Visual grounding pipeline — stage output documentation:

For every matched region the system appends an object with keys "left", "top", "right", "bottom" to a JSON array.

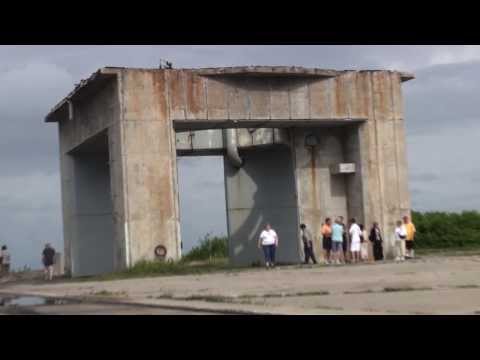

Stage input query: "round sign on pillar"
[{"left": 154, "top": 245, "right": 167, "bottom": 261}]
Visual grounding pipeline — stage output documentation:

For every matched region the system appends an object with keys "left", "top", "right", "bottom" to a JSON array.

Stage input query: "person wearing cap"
[{"left": 42, "top": 243, "right": 56, "bottom": 281}]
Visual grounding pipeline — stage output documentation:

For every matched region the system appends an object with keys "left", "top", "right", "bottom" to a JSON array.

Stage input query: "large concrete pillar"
[
  {"left": 116, "top": 69, "right": 181, "bottom": 266},
  {"left": 363, "top": 72, "right": 411, "bottom": 257}
]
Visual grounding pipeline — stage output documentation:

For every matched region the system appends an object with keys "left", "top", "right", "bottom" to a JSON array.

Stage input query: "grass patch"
[
  {"left": 182, "top": 234, "right": 228, "bottom": 262},
  {"left": 72, "top": 257, "right": 246, "bottom": 282},
  {"left": 383, "top": 286, "right": 432, "bottom": 293},
  {"left": 91, "top": 290, "right": 127, "bottom": 297},
  {"left": 315, "top": 305, "right": 343, "bottom": 311},
  {"left": 344, "top": 289, "right": 375, "bottom": 295},
  {"left": 156, "top": 294, "right": 235, "bottom": 303},
  {"left": 455, "top": 284, "right": 480, "bottom": 289},
  {"left": 417, "top": 246, "right": 480, "bottom": 257}
]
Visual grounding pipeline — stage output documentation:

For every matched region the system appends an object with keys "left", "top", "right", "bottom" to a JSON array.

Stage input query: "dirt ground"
[{"left": 2, "top": 255, "right": 480, "bottom": 314}]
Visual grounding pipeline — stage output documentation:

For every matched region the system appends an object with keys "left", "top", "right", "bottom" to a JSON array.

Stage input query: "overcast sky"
[{"left": 0, "top": 45, "right": 479, "bottom": 269}]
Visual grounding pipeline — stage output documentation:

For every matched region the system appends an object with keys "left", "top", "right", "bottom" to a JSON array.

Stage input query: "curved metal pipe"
[{"left": 224, "top": 128, "right": 243, "bottom": 168}]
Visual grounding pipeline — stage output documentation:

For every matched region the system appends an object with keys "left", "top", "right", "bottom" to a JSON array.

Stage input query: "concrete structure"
[{"left": 46, "top": 66, "right": 414, "bottom": 276}]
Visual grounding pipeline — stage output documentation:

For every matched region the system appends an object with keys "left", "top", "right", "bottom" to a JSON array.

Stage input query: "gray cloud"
[{"left": 1, "top": 45, "right": 479, "bottom": 268}]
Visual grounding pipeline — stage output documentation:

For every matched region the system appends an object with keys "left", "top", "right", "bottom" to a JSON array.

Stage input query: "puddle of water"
[{"left": 0, "top": 296, "right": 71, "bottom": 307}]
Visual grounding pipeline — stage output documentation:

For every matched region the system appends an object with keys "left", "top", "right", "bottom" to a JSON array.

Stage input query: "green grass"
[
  {"left": 416, "top": 246, "right": 480, "bottom": 257},
  {"left": 413, "top": 210, "right": 480, "bottom": 249},
  {"left": 83, "top": 258, "right": 236, "bottom": 282},
  {"left": 68, "top": 234, "right": 235, "bottom": 282},
  {"left": 455, "top": 284, "right": 480, "bottom": 289},
  {"left": 182, "top": 234, "right": 228, "bottom": 262},
  {"left": 383, "top": 286, "right": 432, "bottom": 293}
]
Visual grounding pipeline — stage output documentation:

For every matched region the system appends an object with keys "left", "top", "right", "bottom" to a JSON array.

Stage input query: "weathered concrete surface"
[
  {"left": 4, "top": 255, "right": 480, "bottom": 315},
  {"left": 224, "top": 145, "right": 300, "bottom": 266},
  {"left": 292, "top": 127, "right": 350, "bottom": 258},
  {"left": 119, "top": 70, "right": 181, "bottom": 267},
  {"left": 47, "top": 66, "right": 413, "bottom": 275}
]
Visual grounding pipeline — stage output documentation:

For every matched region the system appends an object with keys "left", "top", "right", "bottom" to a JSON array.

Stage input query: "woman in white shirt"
[
  {"left": 394, "top": 220, "right": 407, "bottom": 262},
  {"left": 258, "top": 223, "right": 278, "bottom": 269},
  {"left": 349, "top": 218, "right": 362, "bottom": 263}
]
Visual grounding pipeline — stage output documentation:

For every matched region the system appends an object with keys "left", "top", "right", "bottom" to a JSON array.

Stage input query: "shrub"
[
  {"left": 182, "top": 233, "right": 228, "bottom": 261},
  {"left": 412, "top": 210, "right": 480, "bottom": 249}
]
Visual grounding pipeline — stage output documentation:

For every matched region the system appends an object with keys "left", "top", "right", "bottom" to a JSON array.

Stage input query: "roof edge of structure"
[
  {"left": 45, "top": 67, "right": 120, "bottom": 123},
  {"left": 45, "top": 66, "right": 415, "bottom": 123}
]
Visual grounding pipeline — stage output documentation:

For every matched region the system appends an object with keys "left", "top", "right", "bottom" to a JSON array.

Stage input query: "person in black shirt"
[
  {"left": 42, "top": 243, "right": 56, "bottom": 281},
  {"left": 368, "top": 222, "right": 384, "bottom": 261}
]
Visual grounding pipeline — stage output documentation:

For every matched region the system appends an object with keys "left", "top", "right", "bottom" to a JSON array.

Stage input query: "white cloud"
[{"left": 429, "top": 45, "right": 480, "bottom": 66}]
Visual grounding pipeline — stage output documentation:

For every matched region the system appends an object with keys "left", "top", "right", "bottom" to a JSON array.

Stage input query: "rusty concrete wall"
[
  {"left": 291, "top": 127, "right": 349, "bottom": 259},
  {"left": 58, "top": 79, "right": 120, "bottom": 275},
  {"left": 289, "top": 71, "right": 410, "bottom": 258},
  {"left": 343, "top": 124, "right": 365, "bottom": 226},
  {"left": 165, "top": 71, "right": 344, "bottom": 126},
  {"left": 116, "top": 68, "right": 410, "bottom": 263},
  {"left": 55, "top": 67, "right": 411, "bottom": 274},
  {"left": 117, "top": 69, "right": 180, "bottom": 265},
  {"left": 224, "top": 145, "right": 299, "bottom": 266}
]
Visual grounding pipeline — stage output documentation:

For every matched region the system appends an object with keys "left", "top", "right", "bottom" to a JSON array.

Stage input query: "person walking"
[
  {"left": 349, "top": 219, "right": 362, "bottom": 263},
  {"left": 331, "top": 218, "right": 344, "bottom": 265},
  {"left": 321, "top": 218, "right": 332, "bottom": 264},
  {"left": 300, "top": 224, "right": 317, "bottom": 265},
  {"left": 42, "top": 243, "right": 56, "bottom": 281},
  {"left": 1, "top": 246, "right": 10, "bottom": 275},
  {"left": 360, "top": 224, "right": 369, "bottom": 261},
  {"left": 403, "top": 216, "right": 416, "bottom": 259},
  {"left": 394, "top": 220, "right": 407, "bottom": 262},
  {"left": 369, "top": 222, "right": 384, "bottom": 261},
  {"left": 258, "top": 223, "right": 278, "bottom": 269}
]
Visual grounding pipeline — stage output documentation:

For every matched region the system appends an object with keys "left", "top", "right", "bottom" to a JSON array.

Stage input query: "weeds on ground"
[
  {"left": 455, "top": 284, "right": 480, "bottom": 289},
  {"left": 383, "top": 286, "right": 432, "bottom": 293},
  {"left": 91, "top": 290, "right": 127, "bottom": 297},
  {"left": 182, "top": 234, "right": 228, "bottom": 262}
]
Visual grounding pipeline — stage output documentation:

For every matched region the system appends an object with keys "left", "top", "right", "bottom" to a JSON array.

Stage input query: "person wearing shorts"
[
  {"left": 331, "top": 218, "right": 344, "bottom": 265},
  {"left": 321, "top": 218, "right": 332, "bottom": 264},
  {"left": 403, "top": 216, "right": 416, "bottom": 259}
]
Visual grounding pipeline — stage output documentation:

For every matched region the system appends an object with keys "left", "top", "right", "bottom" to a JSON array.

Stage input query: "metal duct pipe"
[{"left": 224, "top": 128, "right": 243, "bottom": 168}]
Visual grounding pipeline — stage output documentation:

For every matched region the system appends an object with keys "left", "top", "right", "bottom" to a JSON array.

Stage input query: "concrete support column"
[
  {"left": 57, "top": 132, "right": 75, "bottom": 275},
  {"left": 118, "top": 70, "right": 181, "bottom": 266},
  {"left": 364, "top": 71, "right": 411, "bottom": 258}
]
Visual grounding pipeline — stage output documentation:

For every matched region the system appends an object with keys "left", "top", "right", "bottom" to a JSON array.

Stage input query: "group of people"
[
  {"left": 0, "top": 243, "right": 57, "bottom": 280},
  {"left": 258, "top": 216, "right": 416, "bottom": 268}
]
